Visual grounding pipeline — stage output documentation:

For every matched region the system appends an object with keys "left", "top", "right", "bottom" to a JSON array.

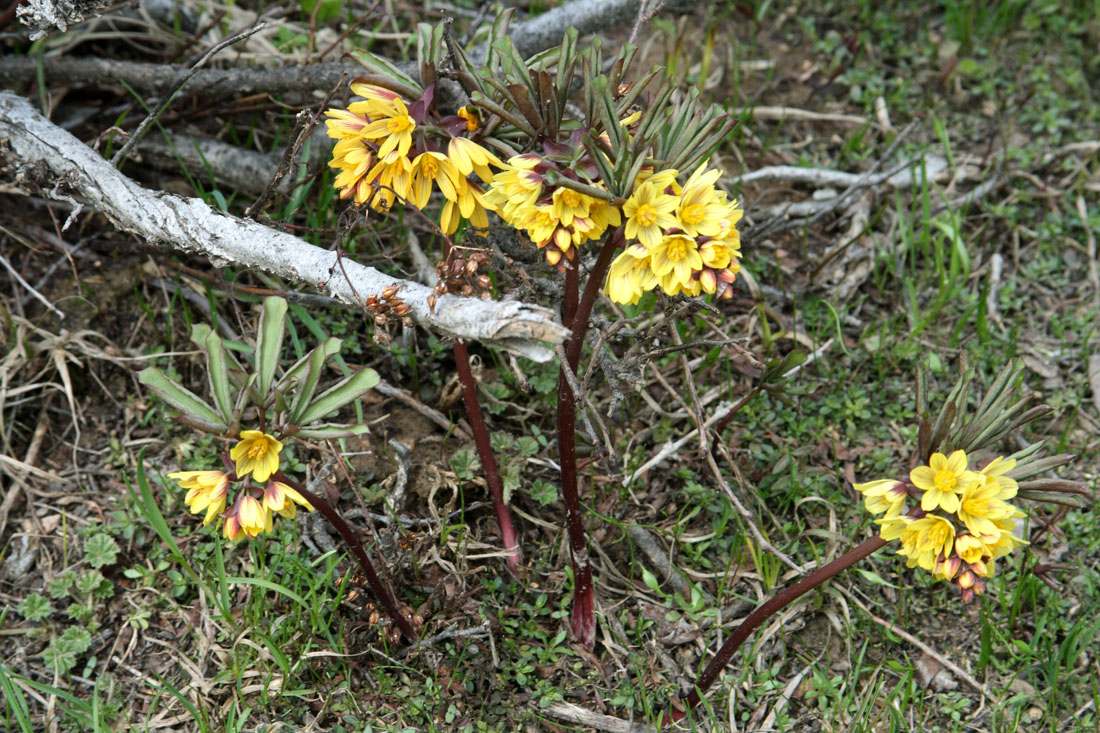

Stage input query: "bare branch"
[{"left": 0, "top": 91, "right": 567, "bottom": 361}]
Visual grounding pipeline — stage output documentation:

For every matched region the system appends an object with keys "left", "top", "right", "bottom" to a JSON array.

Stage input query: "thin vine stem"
[
  {"left": 663, "top": 535, "right": 887, "bottom": 726},
  {"left": 453, "top": 339, "right": 521, "bottom": 573},
  {"left": 276, "top": 472, "right": 418, "bottom": 642}
]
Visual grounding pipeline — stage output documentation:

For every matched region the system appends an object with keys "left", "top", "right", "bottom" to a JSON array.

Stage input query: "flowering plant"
[
  {"left": 321, "top": 12, "right": 742, "bottom": 646},
  {"left": 138, "top": 297, "right": 418, "bottom": 640}
]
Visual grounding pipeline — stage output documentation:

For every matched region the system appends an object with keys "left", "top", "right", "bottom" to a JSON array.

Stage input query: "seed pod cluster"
[
  {"left": 427, "top": 250, "right": 493, "bottom": 312},
  {"left": 365, "top": 284, "right": 413, "bottom": 328}
]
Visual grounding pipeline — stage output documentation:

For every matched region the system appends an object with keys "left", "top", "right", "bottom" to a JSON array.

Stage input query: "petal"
[{"left": 946, "top": 449, "right": 968, "bottom": 474}]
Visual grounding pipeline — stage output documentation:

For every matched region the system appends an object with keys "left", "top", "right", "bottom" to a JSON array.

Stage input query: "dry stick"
[
  {"left": 664, "top": 536, "right": 887, "bottom": 726},
  {"left": 109, "top": 22, "right": 268, "bottom": 168},
  {"left": 453, "top": 339, "right": 521, "bottom": 573},
  {"left": 279, "top": 472, "right": 417, "bottom": 642},
  {"left": 557, "top": 230, "right": 623, "bottom": 647}
]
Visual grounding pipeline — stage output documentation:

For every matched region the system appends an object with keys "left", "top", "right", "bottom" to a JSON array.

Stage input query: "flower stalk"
[
  {"left": 557, "top": 228, "right": 624, "bottom": 647},
  {"left": 453, "top": 339, "right": 522, "bottom": 573},
  {"left": 277, "top": 472, "right": 417, "bottom": 642}
]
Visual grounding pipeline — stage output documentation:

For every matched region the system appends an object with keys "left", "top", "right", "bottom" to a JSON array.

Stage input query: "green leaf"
[
  {"left": 226, "top": 576, "right": 310, "bottom": 613},
  {"left": 0, "top": 662, "right": 34, "bottom": 733},
  {"left": 292, "top": 424, "right": 369, "bottom": 440},
  {"left": 296, "top": 368, "right": 380, "bottom": 426},
  {"left": 641, "top": 567, "right": 661, "bottom": 594},
  {"left": 201, "top": 328, "right": 235, "bottom": 424},
  {"left": 83, "top": 535, "right": 119, "bottom": 569},
  {"left": 43, "top": 627, "right": 92, "bottom": 675},
  {"left": 493, "top": 37, "right": 535, "bottom": 95},
  {"left": 450, "top": 449, "right": 479, "bottom": 481},
  {"left": 347, "top": 49, "right": 423, "bottom": 94},
  {"left": 138, "top": 368, "right": 228, "bottom": 433},
  {"left": 18, "top": 593, "right": 51, "bottom": 622},
  {"left": 486, "top": 7, "right": 514, "bottom": 71},
  {"left": 289, "top": 340, "right": 340, "bottom": 424},
  {"left": 254, "top": 296, "right": 288, "bottom": 406},
  {"left": 276, "top": 337, "right": 342, "bottom": 394},
  {"left": 852, "top": 567, "right": 900, "bottom": 589}
]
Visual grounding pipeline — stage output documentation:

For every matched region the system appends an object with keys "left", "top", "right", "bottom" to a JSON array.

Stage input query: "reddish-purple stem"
[
  {"left": 276, "top": 472, "right": 418, "bottom": 642},
  {"left": 663, "top": 535, "right": 887, "bottom": 725},
  {"left": 557, "top": 229, "right": 623, "bottom": 647},
  {"left": 453, "top": 339, "right": 521, "bottom": 573}
]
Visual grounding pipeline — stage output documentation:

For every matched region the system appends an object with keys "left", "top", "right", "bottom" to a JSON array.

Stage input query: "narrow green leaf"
[
  {"left": 288, "top": 344, "right": 331, "bottom": 424},
  {"left": 138, "top": 368, "right": 228, "bottom": 432},
  {"left": 486, "top": 7, "right": 515, "bottom": 71},
  {"left": 297, "top": 368, "right": 380, "bottom": 426},
  {"left": 347, "top": 49, "right": 423, "bottom": 94},
  {"left": 275, "top": 337, "right": 342, "bottom": 394},
  {"left": 293, "top": 424, "right": 370, "bottom": 439},
  {"left": 254, "top": 296, "right": 288, "bottom": 405},
  {"left": 203, "top": 329, "right": 234, "bottom": 424},
  {"left": 0, "top": 663, "right": 33, "bottom": 733},
  {"left": 226, "top": 576, "right": 309, "bottom": 613}
]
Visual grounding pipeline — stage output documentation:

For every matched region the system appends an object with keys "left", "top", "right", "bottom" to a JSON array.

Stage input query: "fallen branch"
[
  {"left": 1, "top": 0, "right": 707, "bottom": 98},
  {"left": 0, "top": 91, "right": 568, "bottom": 360}
]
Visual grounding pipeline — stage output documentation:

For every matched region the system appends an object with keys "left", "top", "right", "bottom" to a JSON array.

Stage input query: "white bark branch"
[{"left": 0, "top": 91, "right": 568, "bottom": 361}]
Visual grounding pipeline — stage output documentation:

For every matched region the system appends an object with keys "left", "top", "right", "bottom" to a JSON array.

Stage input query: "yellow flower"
[
  {"left": 349, "top": 82, "right": 404, "bottom": 109},
  {"left": 441, "top": 176, "right": 489, "bottom": 235},
  {"left": 604, "top": 244, "right": 658, "bottom": 305},
  {"left": 623, "top": 181, "right": 679, "bottom": 249},
  {"left": 324, "top": 108, "right": 372, "bottom": 142},
  {"left": 898, "top": 515, "right": 956, "bottom": 571},
  {"left": 169, "top": 470, "right": 229, "bottom": 526},
  {"left": 954, "top": 533, "right": 985, "bottom": 564},
  {"left": 448, "top": 137, "right": 501, "bottom": 183},
  {"left": 635, "top": 167, "right": 680, "bottom": 194},
  {"left": 853, "top": 478, "right": 908, "bottom": 518},
  {"left": 978, "top": 456, "right": 1019, "bottom": 500},
  {"left": 408, "top": 151, "right": 460, "bottom": 209},
  {"left": 230, "top": 430, "right": 283, "bottom": 483},
  {"left": 676, "top": 166, "right": 727, "bottom": 238},
  {"left": 985, "top": 516, "right": 1028, "bottom": 558},
  {"left": 457, "top": 106, "right": 480, "bottom": 132},
  {"left": 359, "top": 94, "right": 416, "bottom": 160},
  {"left": 364, "top": 155, "right": 413, "bottom": 211},
  {"left": 329, "top": 137, "right": 375, "bottom": 204},
  {"left": 910, "top": 450, "right": 979, "bottom": 514},
  {"left": 876, "top": 515, "right": 912, "bottom": 541},
  {"left": 223, "top": 494, "right": 270, "bottom": 540},
  {"left": 650, "top": 233, "right": 703, "bottom": 293},
  {"left": 238, "top": 495, "right": 270, "bottom": 538},
  {"left": 484, "top": 154, "right": 544, "bottom": 220},
  {"left": 957, "top": 478, "right": 1017, "bottom": 538},
  {"left": 551, "top": 187, "right": 595, "bottom": 228},
  {"left": 263, "top": 481, "right": 314, "bottom": 519}
]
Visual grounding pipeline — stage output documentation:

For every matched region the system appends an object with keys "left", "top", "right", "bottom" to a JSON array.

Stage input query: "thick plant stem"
[
  {"left": 664, "top": 535, "right": 887, "bottom": 726},
  {"left": 557, "top": 230, "right": 623, "bottom": 647},
  {"left": 453, "top": 339, "right": 521, "bottom": 573},
  {"left": 278, "top": 473, "right": 418, "bottom": 642}
]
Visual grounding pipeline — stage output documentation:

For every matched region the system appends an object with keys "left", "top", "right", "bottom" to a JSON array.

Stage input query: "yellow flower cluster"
[
  {"left": 484, "top": 154, "right": 621, "bottom": 266},
  {"left": 325, "top": 83, "right": 500, "bottom": 235},
  {"left": 856, "top": 450, "right": 1027, "bottom": 601},
  {"left": 604, "top": 166, "right": 743, "bottom": 305},
  {"left": 167, "top": 429, "right": 312, "bottom": 541}
]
